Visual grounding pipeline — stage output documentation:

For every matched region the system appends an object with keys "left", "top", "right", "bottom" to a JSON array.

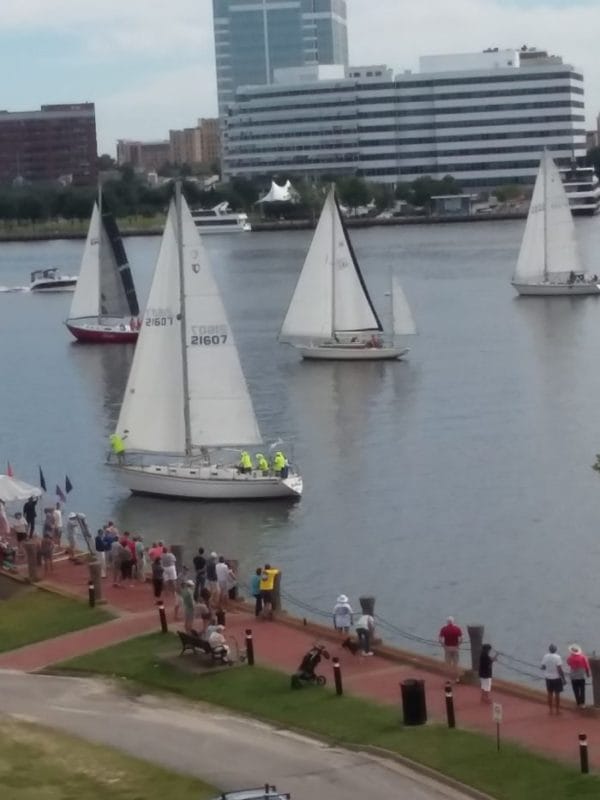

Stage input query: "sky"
[{"left": 0, "top": 0, "right": 597, "bottom": 155}]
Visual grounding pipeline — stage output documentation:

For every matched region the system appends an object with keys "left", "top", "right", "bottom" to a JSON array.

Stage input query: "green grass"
[
  {"left": 60, "top": 633, "right": 600, "bottom": 800},
  {"left": 0, "top": 717, "right": 215, "bottom": 799},
  {"left": 0, "top": 590, "right": 113, "bottom": 653}
]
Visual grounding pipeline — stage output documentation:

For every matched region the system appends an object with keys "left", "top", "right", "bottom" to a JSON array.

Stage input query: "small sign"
[{"left": 493, "top": 703, "right": 503, "bottom": 723}]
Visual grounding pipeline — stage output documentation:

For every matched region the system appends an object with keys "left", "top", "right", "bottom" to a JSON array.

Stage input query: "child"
[{"left": 478, "top": 643, "right": 497, "bottom": 703}]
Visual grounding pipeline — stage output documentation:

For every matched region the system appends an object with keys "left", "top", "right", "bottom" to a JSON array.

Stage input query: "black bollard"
[
  {"left": 445, "top": 682, "right": 456, "bottom": 729},
  {"left": 216, "top": 609, "right": 226, "bottom": 626},
  {"left": 579, "top": 733, "right": 589, "bottom": 774},
  {"left": 245, "top": 628, "right": 255, "bottom": 666},
  {"left": 332, "top": 657, "right": 343, "bottom": 696},
  {"left": 157, "top": 601, "right": 168, "bottom": 634},
  {"left": 467, "top": 625, "right": 484, "bottom": 673},
  {"left": 88, "top": 581, "right": 95, "bottom": 608}
]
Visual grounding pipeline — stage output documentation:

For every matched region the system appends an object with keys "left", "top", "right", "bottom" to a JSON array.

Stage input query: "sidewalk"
[{"left": 2, "top": 556, "right": 597, "bottom": 768}]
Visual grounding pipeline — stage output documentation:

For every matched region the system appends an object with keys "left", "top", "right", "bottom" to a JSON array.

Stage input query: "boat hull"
[
  {"left": 66, "top": 318, "right": 139, "bottom": 343},
  {"left": 112, "top": 464, "right": 303, "bottom": 500},
  {"left": 298, "top": 345, "right": 409, "bottom": 361},
  {"left": 512, "top": 281, "right": 600, "bottom": 296},
  {"left": 31, "top": 279, "right": 77, "bottom": 292}
]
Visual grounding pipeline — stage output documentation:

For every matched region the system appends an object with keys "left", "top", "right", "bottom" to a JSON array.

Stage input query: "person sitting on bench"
[{"left": 208, "top": 624, "right": 231, "bottom": 662}]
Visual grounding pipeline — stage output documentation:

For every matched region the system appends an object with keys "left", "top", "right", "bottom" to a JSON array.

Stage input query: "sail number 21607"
[{"left": 190, "top": 324, "right": 228, "bottom": 346}]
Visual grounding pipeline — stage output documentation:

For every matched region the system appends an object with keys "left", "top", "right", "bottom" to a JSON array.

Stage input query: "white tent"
[
  {"left": 0, "top": 475, "right": 42, "bottom": 503},
  {"left": 257, "top": 180, "right": 299, "bottom": 204}
]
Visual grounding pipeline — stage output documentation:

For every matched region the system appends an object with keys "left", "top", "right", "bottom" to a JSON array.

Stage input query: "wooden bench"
[{"left": 177, "top": 630, "right": 231, "bottom": 664}]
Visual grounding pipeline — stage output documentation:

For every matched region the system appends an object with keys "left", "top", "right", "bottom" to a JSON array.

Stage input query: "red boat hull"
[{"left": 66, "top": 323, "right": 139, "bottom": 344}]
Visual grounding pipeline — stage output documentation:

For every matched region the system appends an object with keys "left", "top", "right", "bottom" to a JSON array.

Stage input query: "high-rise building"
[
  {"left": 223, "top": 48, "right": 586, "bottom": 189},
  {"left": 213, "top": 0, "right": 348, "bottom": 115},
  {"left": 0, "top": 103, "right": 97, "bottom": 185},
  {"left": 116, "top": 139, "right": 170, "bottom": 171},
  {"left": 169, "top": 127, "right": 203, "bottom": 165}
]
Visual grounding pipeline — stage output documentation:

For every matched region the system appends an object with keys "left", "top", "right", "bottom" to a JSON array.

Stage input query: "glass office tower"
[{"left": 213, "top": 0, "right": 348, "bottom": 115}]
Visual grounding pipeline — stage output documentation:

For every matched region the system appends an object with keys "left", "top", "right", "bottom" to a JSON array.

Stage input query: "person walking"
[
  {"left": 355, "top": 612, "right": 375, "bottom": 655},
  {"left": 333, "top": 594, "right": 353, "bottom": 633},
  {"left": 181, "top": 580, "right": 196, "bottom": 632},
  {"left": 567, "top": 644, "right": 590, "bottom": 708},
  {"left": 94, "top": 528, "right": 107, "bottom": 578},
  {"left": 151, "top": 557, "right": 164, "bottom": 600},
  {"left": 23, "top": 496, "right": 37, "bottom": 537},
  {"left": 541, "top": 643, "right": 566, "bottom": 715},
  {"left": 193, "top": 547, "right": 207, "bottom": 601},
  {"left": 40, "top": 532, "right": 54, "bottom": 576},
  {"left": 478, "top": 643, "right": 497, "bottom": 703},
  {"left": 250, "top": 567, "right": 263, "bottom": 617},
  {"left": 439, "top": 616, "right": 463, "bottom": 683}
]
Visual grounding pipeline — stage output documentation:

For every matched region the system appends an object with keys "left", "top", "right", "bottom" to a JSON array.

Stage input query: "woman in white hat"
[
  {"left": 566, "top": 644, "right": 591, "bottom": 708},
  {"left": 332, "top": 594, "right": 353, "bottom": 633}
]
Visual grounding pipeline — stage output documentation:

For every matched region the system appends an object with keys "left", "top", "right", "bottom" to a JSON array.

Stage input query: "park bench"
[{"left": 177, "top": 630, "right": 231, "bottom": 665}]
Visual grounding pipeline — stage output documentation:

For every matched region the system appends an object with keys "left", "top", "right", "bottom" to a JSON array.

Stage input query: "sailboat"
[
  {"left": 511, "top": 151, "right": 600, "bottom": 296},
  {"left": 111, "top": 184, "right": 303, "bottom": 500},
  {"left": 279, "top": 187, "right": 414, "bottom": 359},
  {"left": 65, "top": 195, "right": 141, "bottom": 342}
]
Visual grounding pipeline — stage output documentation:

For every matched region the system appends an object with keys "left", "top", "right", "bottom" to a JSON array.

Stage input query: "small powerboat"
[{"left": 30, "top": 268, "right": 77, "bottom": 293}]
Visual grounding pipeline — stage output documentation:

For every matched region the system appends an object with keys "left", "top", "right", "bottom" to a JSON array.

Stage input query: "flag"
[
  {"left": 65, "top": 475, "right": 73, "bottom": 494},
  {"left": 56, "top": 484, "right": 66, "bottom": 503},
  {"left": 6, "top": 462, "right": 13, "bottom": 477},
  {"left": 38, "top": 466, "right": 47, "bottom": 492}
]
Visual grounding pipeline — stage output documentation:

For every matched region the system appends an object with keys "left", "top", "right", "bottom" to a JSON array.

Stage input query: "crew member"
[
  {"left": 238, "top": 450, "right": 253, "bottom": 474},
  {"left": 272, "top": 451, "right": 288, "bottom": 478},
  {"left": 109, "top": 433, "right": 126, "bottom": 464},
  {"left": 256, "top": 453, "right": 269, "bottom": 474}
]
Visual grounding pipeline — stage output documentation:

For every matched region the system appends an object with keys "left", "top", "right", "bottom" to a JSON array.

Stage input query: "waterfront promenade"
[{"left": 1, "top": 553, "right": 598, "bottom": 770}]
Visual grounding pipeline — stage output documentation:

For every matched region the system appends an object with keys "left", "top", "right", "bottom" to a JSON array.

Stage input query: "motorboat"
[
  {"left": 30, "top": 268, "right": 77, "bottom": 292},
  {"left": 190, "top": 201, "right": 251, "bottom": 233}
]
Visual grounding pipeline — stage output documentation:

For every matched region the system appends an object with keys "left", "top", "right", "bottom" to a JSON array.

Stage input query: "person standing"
[
  {"left": 94, "top": 528, "right": 107, "bottom": 578},
  {"left": 250, "top": 568, "right": 263, "bottom": 617},
  {"left": 110, "top": 537, "right": 124, "bottom": 587},
  {"left": 259, "top": 563, "right": 279, "bottom": 620},
  {"left": 23, "top": 496, "right": 37, "bottom": 537},
  {"left": 355, "top": 612, "right": 375, "bottom": 656},
  {"left": 478, "top": 643, "right": 496, "bottom": 703},
  {"left": 0, "top": 500, "right": 10, "bottom": 538},
  {"left": 439, "top": 616, "right": 463, "bottom": 683},
  {"left": 134, "top": 536, "right": 146, "bottom": 582},
  {"left": 53, "top": 503, "right": 63, "bottom": 546},
  {"left": 193, "top": 547, "right": 207, "bottom": 601},
  {"left": 333, "top": 594, "right": 353, "bottom": 633},
  {"left": 162, "top": 547, "right": 178, "bottom": 598},
  {"left": 567, "top": 644, "right": 590, "bottom": 708},
  {"left": 12, "top": 512, "right": 28, "bottom": 559},
  {"left": 541, "top": 643, "right": 566, "bottom": 715},
  {"left": 181, "top": 580, "right": 196, "bottom": 632},
  {"left": 66, "top": 513, "right": 78, "bottom": 559},
  {"left": 215, "top": 556, "right": 235, "bottom": 609},
  {"left": 151, "top": 557, "right": 164, "bottom": 600},
  {"left": 206, "top": 551, "right": 218, "bottom": 605},
  {"left": 40, "top": 532, "right": 54, "bottom": 576}
]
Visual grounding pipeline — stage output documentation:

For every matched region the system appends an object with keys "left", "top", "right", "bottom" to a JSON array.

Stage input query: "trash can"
[{"left": 400, "top": 679, "right": 427, "bottom": 726}]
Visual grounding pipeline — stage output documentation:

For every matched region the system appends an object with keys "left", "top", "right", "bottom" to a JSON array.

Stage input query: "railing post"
[
  {"left": 245, "top": 628, "right": 255, "bottom": 666},
  {"left": 157, "top": 601, "right": 168, "bottom": 633},
  {"left": 579, "top": 733, "right": 589, "bottom": 774},
  {"left": 445, "top": 681, "right": 456, "bottom": 728},
  {"left": 332, "top": 657, "right": 343, "bottom": 696}
]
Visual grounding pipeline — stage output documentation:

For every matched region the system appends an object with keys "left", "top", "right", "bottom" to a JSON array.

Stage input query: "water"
[{"left": 2, "top": 219, "right": 600, "bottom": 680}]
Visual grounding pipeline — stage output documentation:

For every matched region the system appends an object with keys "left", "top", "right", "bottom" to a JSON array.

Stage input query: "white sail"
[
  {"left": 392, "top": 276, "right": 416, "bottom": 336},
  {"left": 116, "top": 203, "right": 186, "bottom": 454},
  {"left": 279, "top": 192, "right": 334, "bottom": 343},
  {"left": 180, "top": 199, "right": 262, "bottom": 448},
  {"left": 514, "top": 151, "right": 582, "bottom": 283},
  {"left": 68, "top": 203, "right": 101, "bottom": 318}
]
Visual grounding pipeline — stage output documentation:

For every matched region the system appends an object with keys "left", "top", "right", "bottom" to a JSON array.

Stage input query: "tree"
[
  {"left": 494, "top": 184, "right": 522, "bottom": 203},
  {"left": 336, "top": 176, "right": 369, "bottom": 212},
  {"left": 97, "top": 153, "right": 116, "bottom": 170},
  {"left": 17, "top": 194, "right": 45, "bottom": 223},
  {"left": 394, "top": 182, "right": 413, "bottom": 203}
]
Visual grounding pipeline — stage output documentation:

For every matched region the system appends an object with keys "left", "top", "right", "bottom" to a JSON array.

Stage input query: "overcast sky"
[{"left": 0, "top": 0, "right": 597, "bottom": 154}]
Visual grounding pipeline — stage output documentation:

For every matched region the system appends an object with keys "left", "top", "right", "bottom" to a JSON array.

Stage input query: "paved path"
[{"left": 0, "top": 672, "right": 474, "bottom": 800}]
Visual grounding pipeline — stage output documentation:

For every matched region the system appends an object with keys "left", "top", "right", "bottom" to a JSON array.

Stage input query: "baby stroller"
[{"left": 290, "top": 643, "right": 330, "bottom": 689}]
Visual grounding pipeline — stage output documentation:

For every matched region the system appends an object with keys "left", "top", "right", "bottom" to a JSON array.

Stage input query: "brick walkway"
[{"left": 2, "top": 555, "right": 598, "bottom": 768}]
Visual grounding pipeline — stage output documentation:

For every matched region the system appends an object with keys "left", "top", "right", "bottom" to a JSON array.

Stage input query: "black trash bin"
[{"left": 400, "top": 679, "right": 427, "bottom": 726}]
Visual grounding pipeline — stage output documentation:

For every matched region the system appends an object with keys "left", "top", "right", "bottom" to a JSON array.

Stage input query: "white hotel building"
[{"left": 222, "top": 48, "right": 586, "bottom": 188}]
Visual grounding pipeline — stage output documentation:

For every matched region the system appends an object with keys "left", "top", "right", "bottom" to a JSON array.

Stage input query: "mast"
[
  {"left": 330, "top": 185, "right": 336, "bottom": 337},
  {"left": 543, "top": 152, "right": 548, "bottom": 281},
  {"left": 97, "top": 176, "right": 103, "bottom": 320},
  {"left": 175, "top": 181, "right": 193, "bottom": 457}
]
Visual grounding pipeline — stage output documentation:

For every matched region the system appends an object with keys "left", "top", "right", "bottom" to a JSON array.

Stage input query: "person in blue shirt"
[
  {"left": 95, "top": 528, "right": 107, "bottom": 578},
  {"left": 250, "top": 567, "right": 263, "bottom": 618}
]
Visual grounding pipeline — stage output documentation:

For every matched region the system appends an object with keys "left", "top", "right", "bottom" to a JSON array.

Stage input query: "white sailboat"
[
  {"left": 65, "top": 196, "right": 140, "bottom": 342},
  {"left": 279, "top": 187, "right": 414, "bottom": 359},
  {"left": 111, "top": 185, "right": 303, "bottom": 500},
  {"left": 512, "top": 151, "right": 600, "bottom": 296}
]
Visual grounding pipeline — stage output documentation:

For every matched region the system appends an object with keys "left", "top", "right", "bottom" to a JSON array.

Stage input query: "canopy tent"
[
  {"left": 0, "top": 474, "right": 42, "bottom": 503},
  {"left": 257, "top": 180, "right": 299, "bottom": 204}
]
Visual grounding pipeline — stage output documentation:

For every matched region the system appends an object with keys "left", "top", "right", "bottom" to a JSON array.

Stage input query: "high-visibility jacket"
[
  {"left": 239, "top": 451, "right": 253, "bottom": 470},
  {"left": 110, "top": 434, "right": 125, "bottom": 454},
  {"left": 256, "top": 454, "right": 269, "bottom": 471}
]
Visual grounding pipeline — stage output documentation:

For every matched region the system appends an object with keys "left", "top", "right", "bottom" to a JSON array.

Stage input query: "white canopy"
[
  {"left": 0, "top": 475, "right": 42, "bottom": 503},
  {"left": 257, "top": 180, "right": 299, "bottom": 204}
]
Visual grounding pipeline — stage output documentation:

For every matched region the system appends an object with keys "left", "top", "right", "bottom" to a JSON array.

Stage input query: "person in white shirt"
[
  {"left": 355, "top": 613, "right": 375, "bottom": 656},
  {"left": 208, "top": 624, "right": 230, "bottom": 662},
  {"left": 541, "top": 643, "right": 566, "bottom": 714},
  {"left": 333, "top": 594, "right": 353, "bottom": 633},
  {"left": 53, "top": 503, "right": 63, "bottom": 546},
  {"left": 215, "top": 556, "right": 235, "bottom": 609}
]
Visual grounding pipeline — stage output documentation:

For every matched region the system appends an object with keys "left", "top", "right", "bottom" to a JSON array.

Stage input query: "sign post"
[{"left": 493, "top": 703, "right": 503, "bottom": 752}]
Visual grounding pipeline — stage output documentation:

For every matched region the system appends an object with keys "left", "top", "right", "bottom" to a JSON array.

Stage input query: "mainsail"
[
  {"left": 391, "top": 275, "right": 416, "bottom": 336},
  {"left": 514, "top": 151, "right": 582, "bottom": 283},
  {"left": 116, "top": 192, "right": 261, "bottom": 454},
  {"left": 69, "top": 204, "right": 101, "bottom": 319},
  {"left": 279, "top": 187, "right": 382, "bottom": 343}
]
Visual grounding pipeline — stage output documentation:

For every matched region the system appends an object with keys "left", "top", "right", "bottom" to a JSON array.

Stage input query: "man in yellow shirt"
[
  {"left": 259, "top": 563, "right": 279, "bottom": 619},
  {"left": 109, "top": 433, "right": 126, "bottom": 464}
]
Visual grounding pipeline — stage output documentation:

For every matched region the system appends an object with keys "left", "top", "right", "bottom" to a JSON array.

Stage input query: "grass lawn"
[
  {"left": 0, "top": 590, "right": 113, "bottom": 653},
  {"left": 0, "top": 717, "right": 216, "bottom": 799},
  {"left": 61, "top": 633, "right": 600, "bottom": 800}
]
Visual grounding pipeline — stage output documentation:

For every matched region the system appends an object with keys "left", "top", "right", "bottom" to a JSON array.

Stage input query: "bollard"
[
  {"left": 157, "top": 601, "right": 168, "bottom": 633},
  {"left": 359, "top": 596, "right": 375, "bottom": 616},
  {"left": 579, "top": 733, "right": 589, "bottom": 774},
  {"left": 445, "top": 681, "right": 456, "bottom": 728},
  {"left": 23, "top": 540, "right": 40, "bottom": 583},
  {"left": 216, "top": 608, "right": 226, "bottom": 626},
  {"left": 272, "top": 569, "right": 282, "bottom": 612},
  {"left": 588, "top": 656, "right": 600, "bottom": 708},
  {"left": 245, "top": 629, "right": 255, "bottom": 666},
  {"left": 332, "top": 657, "right": 343, "bottom": 696},
  {"left": 467, "top": 625, "right": 484, "bottom": 673},
  {"left": 88, "top": 559, "right": 103, "bottom": 605},
  {"left": 88, "top": 581, "right": 95, "bottom": 608}
]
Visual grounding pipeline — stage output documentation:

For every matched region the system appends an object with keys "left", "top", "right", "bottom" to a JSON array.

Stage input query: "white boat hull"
[
  {"left": 512, "top": 281, "right": 600, "bottom": 296},
  {"left": 298, "top": 345, "right": 409, "bottom": 361},
  {"left": 112, "top": 463, "right": 303, "bottom": 500},
  {"left": 31, "top": 278, "right": 77, "bottom": 292}
]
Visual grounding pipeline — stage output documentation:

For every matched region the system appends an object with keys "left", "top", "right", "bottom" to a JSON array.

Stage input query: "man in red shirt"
[{"left": 439, "top": 616, "right": 463, "bottom": 682}]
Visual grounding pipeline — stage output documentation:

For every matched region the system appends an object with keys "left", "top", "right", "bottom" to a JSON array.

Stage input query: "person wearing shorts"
[
  {"left": 478, "top": 643, "right": 496, "bottom": 703},
  {"left": 439, "top": 616, "right": 463, "bottom": 682},
  {"left": 541, "top": 644, "right": 566, "bottom": 714}
]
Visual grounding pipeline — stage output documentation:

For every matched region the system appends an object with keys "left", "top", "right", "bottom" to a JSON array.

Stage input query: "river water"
[{"left": 2, "top": 219, "right": 600, "bottom": 679}]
